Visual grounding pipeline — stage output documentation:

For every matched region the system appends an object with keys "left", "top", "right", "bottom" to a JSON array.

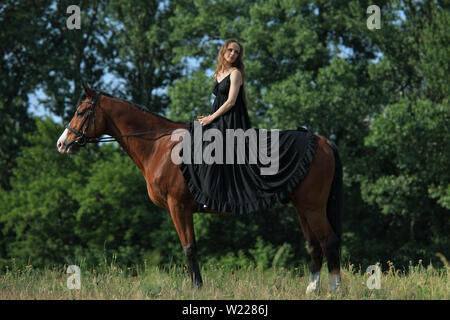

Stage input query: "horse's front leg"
[
  {"left": 182, "top": 242, "right": 203, "bottom": 288},
  {"left": 168, "top": 199, "right": 203, "bottom": 287}
]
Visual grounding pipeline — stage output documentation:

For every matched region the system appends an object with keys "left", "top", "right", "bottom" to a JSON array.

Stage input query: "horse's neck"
[{"left": 102, "top": 97, "right": 184, "bottom": 172}]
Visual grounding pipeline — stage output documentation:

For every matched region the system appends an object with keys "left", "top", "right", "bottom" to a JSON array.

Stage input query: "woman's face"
[{"left": 224, "top": 42, "right": 240, "bottom": 65}]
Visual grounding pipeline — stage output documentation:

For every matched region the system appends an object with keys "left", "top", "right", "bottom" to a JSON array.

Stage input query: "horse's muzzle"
[{"left": 57, "top": 128, "right": 80, "bottom": 154}]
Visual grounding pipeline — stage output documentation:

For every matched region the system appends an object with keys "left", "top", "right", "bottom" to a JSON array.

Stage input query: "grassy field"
[{"left": 0, "top": 261, "right": 448, "bottom": 300}]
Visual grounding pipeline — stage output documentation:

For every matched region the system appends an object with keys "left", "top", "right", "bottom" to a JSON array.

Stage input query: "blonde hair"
[{"left": 213, "top": 39, "right": 248, "bottom": 108}]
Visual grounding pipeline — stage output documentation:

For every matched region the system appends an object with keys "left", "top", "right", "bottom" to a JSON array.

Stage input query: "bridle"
[
  {"left": 65, "top": 90, "right": 190, "bottom": 149},
  {"left": 66, "top": 91, "right": 101, "bottom": 147}
]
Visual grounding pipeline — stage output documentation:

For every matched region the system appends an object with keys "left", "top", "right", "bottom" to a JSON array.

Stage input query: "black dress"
[{"left": 178, "top": 73, "right": 318, "bottom": 215}]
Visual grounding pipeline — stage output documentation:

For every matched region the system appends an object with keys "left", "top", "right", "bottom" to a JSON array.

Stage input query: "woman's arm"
[
  {"left": 198, "top": 69, "right": 242, "bottom": 126},
  {"left": 211, "top": 70, "right": 242, "bottom": 120}
]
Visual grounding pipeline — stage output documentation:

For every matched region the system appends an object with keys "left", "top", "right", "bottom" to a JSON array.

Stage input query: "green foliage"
[
  {"left": 249, "top": 237, "right": 276, "bottom": 270},
  {"left": 0, "top": 119, "right": 83, "bottom": 268},
  {"left": 203, "top": 237, "right": 295, "bottom": 270},
  {"left": 166, "top": 71, "right": 213, "bottom": 121},
  {"left": 0, "top": 0, "right": 448, "bottom": 273},
  {"left": 0, "top": 119, "right": 178, "bottom": 269},
  {"left": 361, "top": 99, "right": 450, "bottom": 265},
  {"left": 272, "top": 243, "right": 295, "bottom": 268},
  {"left": 71, "top": 147, "right": 166, "bottom": 266},
  {"left": 192, "top": 206, "right": 307, "bottom": 271},
  {"left": 33, "top": 0, "right": 114, "bottom": 120},
  {"left": 0, "top": 0, "right": 44, "bottom": 189},
  {"left": 107, "top": 0, "right": 183, "bottom": 110}
]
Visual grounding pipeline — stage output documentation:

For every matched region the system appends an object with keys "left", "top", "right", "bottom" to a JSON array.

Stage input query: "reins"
[
  {"left": 89, "top": 127, "right": 188, "bottom": 143},
  {"left": 66, "top": 90, "right": 190, "bottom": 147}
]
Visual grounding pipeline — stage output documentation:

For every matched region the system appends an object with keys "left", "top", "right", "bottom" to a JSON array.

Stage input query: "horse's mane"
[{"left": 85, "top": 89, "right": 187, "bottom": 125}]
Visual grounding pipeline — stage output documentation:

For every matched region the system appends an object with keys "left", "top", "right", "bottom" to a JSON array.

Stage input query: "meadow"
[{"left": 0, "top": 260, "right": 448, "bottom": 300}]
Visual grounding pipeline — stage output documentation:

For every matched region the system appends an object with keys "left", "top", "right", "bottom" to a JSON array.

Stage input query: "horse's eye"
[{"left": 77, "top": 110, "right": 86, "bottom": 117}]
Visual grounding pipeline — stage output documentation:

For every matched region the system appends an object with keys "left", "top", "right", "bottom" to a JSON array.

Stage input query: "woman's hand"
[{"left": 197, "top": 115, "right": 214, "bottom": 126}]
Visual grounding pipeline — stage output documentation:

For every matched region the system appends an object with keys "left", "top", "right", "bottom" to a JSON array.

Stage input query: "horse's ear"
[{"left": 81, "top": 82, "right": 95, "bottom": 97}]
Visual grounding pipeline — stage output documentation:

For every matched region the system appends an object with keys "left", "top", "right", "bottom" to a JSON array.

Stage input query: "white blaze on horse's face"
[
  {"left": 57, "top": 90, "right": 98, "bottom": 154},
  {"left": 57, "top": 128, "right": 71, "bottom": 154}
]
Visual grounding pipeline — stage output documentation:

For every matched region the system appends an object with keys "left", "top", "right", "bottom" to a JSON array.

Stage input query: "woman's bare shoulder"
[
  {"left": 230, "top": 68, "right": 241, "bottom": 75},
  {"left": 229, "top": 68, "right": 242, "bottom": 79},
  {"left": 214, "top": 68, "right": 241, "bottom": 81}
]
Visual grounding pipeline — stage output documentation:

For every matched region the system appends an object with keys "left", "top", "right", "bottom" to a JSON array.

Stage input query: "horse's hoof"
[
  {"left": 306, "top": 272, "right": 320, "bottom": 295},
  {"left": 306, "top": 285, "right": 320, "bottom": 295},
  {"left": 328, "top": 273, "right": 342, "bottom": 295}
]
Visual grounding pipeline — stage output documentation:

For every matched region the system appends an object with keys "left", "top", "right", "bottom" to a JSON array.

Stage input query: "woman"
[
  {"left": 197, "top": 39, "right": 250, "bottom": 130},
  {"left": 178, "top": 39, "right": 318, "bottom": 215}
]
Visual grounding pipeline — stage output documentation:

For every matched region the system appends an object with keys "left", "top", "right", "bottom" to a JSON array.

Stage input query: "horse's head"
[{"left": 57, "top": 83, "right": 107, "bottom": 154}]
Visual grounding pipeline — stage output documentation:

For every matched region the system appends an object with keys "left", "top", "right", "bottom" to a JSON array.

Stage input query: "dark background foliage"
[{"left": 0, "top": 0, "right": 448, "bottom": 271}]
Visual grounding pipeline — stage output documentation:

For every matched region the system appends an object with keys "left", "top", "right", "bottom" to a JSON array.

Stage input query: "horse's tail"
[{"left": 326, "top": 141, "right": 343, "bottom": 242}]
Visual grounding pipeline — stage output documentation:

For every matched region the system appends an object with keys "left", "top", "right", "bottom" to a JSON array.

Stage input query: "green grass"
[{"left": 0, "top": 261, "right": 448, "bottom": 300}]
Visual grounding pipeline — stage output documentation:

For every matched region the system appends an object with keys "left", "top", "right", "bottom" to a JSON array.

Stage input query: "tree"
[
  {"left": 35, "top": 0, "right": 114, "bottom": 120},
  {"left": 105, "top": 0, "right": 183, "bottom": 112},
  {"left": 166, "top": 71, "right": 213, "bottom": 121},
  {"left": 358, "top": 1, "right": 450, "bottom": 266},
  {"left": 0, "top": 119, "right": 175, "bottom": 269},
  {"left": 0, "top": 1, "right": 51, "bottom": 189},
  {"left": 2, "top": 0, "right": 448, "bottom": 271},
  {"left": 0, "top": 119, "right": 83, "bottom": 267},
  {"left": 362, "top": 99, "right": 449, "bottom": 265}
]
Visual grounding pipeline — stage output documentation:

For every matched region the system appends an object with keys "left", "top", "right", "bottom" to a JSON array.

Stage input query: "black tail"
[{"left": 326, "top": 141, "right": 343, "bottom": 241}]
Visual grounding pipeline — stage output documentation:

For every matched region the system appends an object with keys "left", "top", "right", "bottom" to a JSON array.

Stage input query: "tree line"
[{"left": 0, "top": 0, "right": 448, "bottom": 271}]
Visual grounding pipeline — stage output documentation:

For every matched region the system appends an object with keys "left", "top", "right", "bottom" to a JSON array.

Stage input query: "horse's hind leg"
[
  {"left": 291, "top": 193, "right": 341, "bottom": 294},
  {"left": 168, "top": 199, "right": 203, "bottom": 287},
  {"left": 291, "top": 136, "right": 341, "bottom": 294},
  {"left": 322, "top": 228, "right": 341, "bottom": 293},
  {"left": 303, "top": 208, "right": 341, "bottom": 294},
  {"left": 296, "top": 211, "right": 323, "bottom": 294}
]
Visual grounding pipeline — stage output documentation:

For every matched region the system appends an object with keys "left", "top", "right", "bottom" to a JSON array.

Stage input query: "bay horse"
[{"left": 57, "top": 83, "right": 343, "bottom": 294}]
